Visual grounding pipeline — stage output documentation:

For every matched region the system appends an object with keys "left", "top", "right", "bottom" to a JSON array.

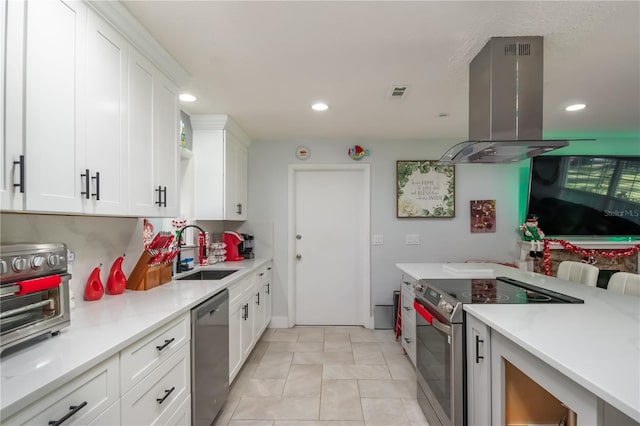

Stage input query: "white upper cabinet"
[
  {"left": 128, "top": 49, "right": 179, "bottom": 218},
  {"left": 24, "top": 0, "right": 87, "bottom": 213},
  {"left": 0, "top": 0, "right": 25, "bottom": 211},
  {"left": 191, "top": 115, "right": 251, "bottom": 221},
  {"left": 84, "top": 9, "right": 129, "bottom": 215}
]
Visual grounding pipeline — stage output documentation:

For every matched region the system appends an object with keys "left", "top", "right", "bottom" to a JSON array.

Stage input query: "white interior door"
[{"left": 291, "top": 165, "right": 370, "bottom": 326}]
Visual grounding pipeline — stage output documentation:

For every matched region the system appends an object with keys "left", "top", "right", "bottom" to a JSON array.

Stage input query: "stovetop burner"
[{"left": 462, "top": 291, "right": 511, "bottom": 303}]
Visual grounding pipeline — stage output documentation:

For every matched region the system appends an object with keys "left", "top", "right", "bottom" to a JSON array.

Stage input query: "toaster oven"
[{"left": 0, "top": 243, "right": 71, "bottom": 354}]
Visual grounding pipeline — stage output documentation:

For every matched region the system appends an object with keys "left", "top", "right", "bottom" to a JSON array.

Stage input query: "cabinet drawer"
[
  {"left": 401, "top": 291, "right": 416, "bottom": 323},
  {"left": 229, "top": 275, "right": 254, "bottom": 309},
  {"left": 4, "top": 355, "right": 119, "bottom": 426},
  {"left": 401, "top": 314, "right": 416, "bottom": 366},
  {"left": 256, "top": 262, "right": 272, "bottom": 287},
  {"left": 163, "top": 395, "right": 191, "bottom": 426},
  {"left": 120, "top": 312, "right": 189, "bottom": 394},
  {"left": 401, "top": 274, "right": 416, "bottom": 293},
  {"left": 87, "top": 401, "right": 120, "bottom": 426},
  {"left": 121, "top": 342, "right": 190, "bottom": 426}
]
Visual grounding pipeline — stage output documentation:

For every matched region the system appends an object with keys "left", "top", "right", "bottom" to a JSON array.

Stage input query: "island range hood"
[{"left": 440, "top": 36, "right": 570, "bottom": 164}]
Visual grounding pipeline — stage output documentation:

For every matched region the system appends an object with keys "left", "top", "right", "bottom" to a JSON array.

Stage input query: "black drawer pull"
[
  {"left": 266, "top": 283, "right": 270, "bottom": 294},
  {"left": 404, "top": 306, "right": 411, "bottom": 311},
  {"left": 81, "top": 169, "right": 90, "bottom": 199},
  {"left": 156, "top": 386, "right": 175, "bottom": 404},
  {"left": 258, "top": 272, "right": 265, "bottom": 276},
  {"left": 91, "top": 172, "right": 100, "bottom": 200},
  {"left": 156, "top": 338, "right": 175, "bottom": 351},
  {"left": 404, "top": 337, "right": 412, "bottom": 344},
  {"left": 48, "top": 401, "right": 87, "bottom": 425},
  {"left": 475, "top": 335, "right": 484, "bottom": 363},
  {"left": 256, "top": 292, "right": 260, "bottom": 305},
  {"left": 13, "top": 155, "right": 25, "bottom": 193}
]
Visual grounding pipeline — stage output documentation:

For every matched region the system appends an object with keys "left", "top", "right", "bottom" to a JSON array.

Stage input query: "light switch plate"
[
  {"left": 406, "top": 234, "right": 421, "bottom": 245},
  {"left": 373, "top": 234, "right": 384, "bottom": 245}
]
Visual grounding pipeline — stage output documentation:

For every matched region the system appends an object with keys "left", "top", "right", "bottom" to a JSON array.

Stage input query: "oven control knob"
[
  {"left": 12, "top": 257, "right": 28, "bottom": 272},
  {"left": 414, "top": 283, "right": 425, "bottom": 293},
  {"left": 0, "top": 260, "right": 7, "bottom": 275},
  {"left": 47, "top": 254, "right": 60, "bottom": 267},
  {"left": 443, "top": 303, "right": 454, "bottom": 314},
  {"left": 31, "top": 255, "right": 45, "bottom": 269}
]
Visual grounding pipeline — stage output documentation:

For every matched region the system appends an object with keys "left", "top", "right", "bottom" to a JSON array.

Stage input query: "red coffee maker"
[{"left": 222, "top": 231, "right": 244, "bottom": 261}]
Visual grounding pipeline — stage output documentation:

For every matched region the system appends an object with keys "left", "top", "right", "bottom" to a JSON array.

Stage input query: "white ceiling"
[{"left": 121, "top": 1, "right": 640, "bottom": 143}]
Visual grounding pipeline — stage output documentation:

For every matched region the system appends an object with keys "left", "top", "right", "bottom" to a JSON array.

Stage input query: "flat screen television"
[{"left": 527, "top": 155, "right": 640, "bottom": 237}]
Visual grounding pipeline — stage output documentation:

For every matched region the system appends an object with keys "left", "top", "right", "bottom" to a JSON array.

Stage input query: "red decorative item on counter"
[
  {"left": 106, "top": 255, "right": 127, "bottom": 295},
  {"left": 84, "top": 264, "right": 105, "bottom": 301}
]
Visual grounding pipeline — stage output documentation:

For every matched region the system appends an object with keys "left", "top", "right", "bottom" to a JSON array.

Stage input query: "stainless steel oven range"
[
  {"left": 413, "top": 276, "right": 583, "bottom": 425},
  {"left": 0, "top": 243, "right": 71, "bottom": 354}
]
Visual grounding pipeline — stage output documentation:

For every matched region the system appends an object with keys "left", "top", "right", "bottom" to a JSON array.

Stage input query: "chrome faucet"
[{"left": 176, "top": 225, "right": 207, "bottom": 273}]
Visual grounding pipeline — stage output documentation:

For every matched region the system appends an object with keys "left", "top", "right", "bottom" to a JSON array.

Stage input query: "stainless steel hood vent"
[{"left": 440, "top": 36, "right": 571, "bottom": 164}]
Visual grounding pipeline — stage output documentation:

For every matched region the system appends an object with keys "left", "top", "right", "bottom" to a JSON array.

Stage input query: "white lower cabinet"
[
  {"left": 400, "top": 274, "right": 416, "bottom": 366},
  {"left": 229, "top": 265, "right": 273, "bottom": 383},
  {"left": 87, "top": 401, "right": 120, "bottom": 426},
  {"left": 466, "top": 313, "right": 491, "bottom": 425},
  {"left": 121, "top": 343, "right": 190, "bottom": 426},
  {"left": 4, "top": 355, "right": 119, "bottom": 426}
]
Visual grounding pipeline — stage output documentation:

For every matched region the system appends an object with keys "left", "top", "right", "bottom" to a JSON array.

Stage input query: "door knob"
[
  {"left": 296, "top": 234, "right": 302, "bottom": 240},
  {"left": 296, "top": 254, "right": 302, "bottom": 260}
]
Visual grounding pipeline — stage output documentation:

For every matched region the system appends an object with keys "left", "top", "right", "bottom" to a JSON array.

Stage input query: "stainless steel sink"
[{"left": 177, "top": 270, "right": 238, "bottom": 280}]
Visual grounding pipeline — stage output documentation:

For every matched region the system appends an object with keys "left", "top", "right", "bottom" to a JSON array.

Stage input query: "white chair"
[
  {"left": 556, "top": 261, "right": 599, "bottom": 287},
  {"left": 607, "top": 272, "right": 640, "bottom": 297}
]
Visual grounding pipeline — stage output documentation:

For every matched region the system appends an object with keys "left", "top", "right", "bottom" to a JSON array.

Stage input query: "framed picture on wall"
[{"left": 396, "top": 160, "right": 455, "bottom": 218}]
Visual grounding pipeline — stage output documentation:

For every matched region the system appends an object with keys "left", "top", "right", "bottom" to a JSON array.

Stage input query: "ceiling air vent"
[
  {"left": 504, "top": 42, "right": 532, "bottom": 56},
  {"left": 387, "top": 85, "right": 410, "bottom": 99}
]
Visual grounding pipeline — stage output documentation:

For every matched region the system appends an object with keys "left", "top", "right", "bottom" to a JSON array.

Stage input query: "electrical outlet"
[
  {"left": 406, "top": 234, "right": 421, "bottom": 245},
  {"left": 373, "top": 234, "right": 384, "bottom": 245},
  {"left": 67, "top": 250, "right": 75, "bottom": 262}
]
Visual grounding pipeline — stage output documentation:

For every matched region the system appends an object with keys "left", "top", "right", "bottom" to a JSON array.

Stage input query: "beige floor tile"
[
  {"left": 253, "top": 352, "right": 293, "bottom": 379},
  {"left": 361, "top": 398, "right": 410, "bottom": 426},
  {"left": 247, "top": 341, "right": 270, "bottom": 364},
  {"left": 324, "top": 327, "right": 356, "bottom": 337},
  {"left": 235, "top": 363, "right": 259, "bottom": 383},
  {"left": 263, "top": 328, "right": 301, "bottom": 342},
  {"left": 349, "top": 329, "right": 379, "bottom": 343},
  {"left": 324, "top": 339, "right": 353, "bottom": 352},
  {"left": 283, "top": 364, "right": 323, "bottom": 397},
  {"left": 373, "top": 330, "right": 399, "bottom": 343},
  {"left": 352, "top": 343, "right": 386, "bottom": 365},
  {"left": 386, "top": 358, "right": 416, "bottom": 380},
  {"left": 378, "top": 342, "right": 405, "bottom": 357},
  {"left": 275, "top": 422, "right": 364, "bottom": 426},
  {"left": 297, "top": 327, "right": 326, "bottom": 342},
  {"left": 267, "top": 342, "right": 324, "bottom": 353},
  {"left": 401, "top": 399, "right": 427, "bottom": 423},
  {"left": 320, "top": 379, "right": 363, "bottom": 420},
  {"left": 323, "top": 365, "right": 391, "bottom": 380},
  {"left": 233, "top": 397, "right": 320, "bottom": 420},
  {"left": 293, "top": 351, "right": 354, "bottom": 365},
  {"left": 229, "top": 379, "right": 286, "bottom": 399},
  {"left": 357, "top": 380, "right": 416, "bottom": 399},
  {"left": 228, "top": 421, "right": 274, "bottom": 426}
]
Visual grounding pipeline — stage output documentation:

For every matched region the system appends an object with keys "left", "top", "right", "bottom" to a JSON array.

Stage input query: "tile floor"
[{"left": 214, "top": 326, "right": 429, "bottom": 426}]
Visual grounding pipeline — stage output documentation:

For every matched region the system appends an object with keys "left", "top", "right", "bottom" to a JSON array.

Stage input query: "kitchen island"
[
  {"left": 0, "top": 258, "right": 271, "bottom": 423},
  {"left": 397, "top": 262, "right": 640, "bottom": 424}
]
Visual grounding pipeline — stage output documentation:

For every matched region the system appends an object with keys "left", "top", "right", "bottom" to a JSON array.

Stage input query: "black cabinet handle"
[
  {"left": 475, "top": 335, "right": 484, "bottom": 363},
  {"left": 156, "top": 337, "right": 175, "bottom": 351},
  {"left": 267, "top": 267, "right": 272, "bottom": 271},
  {"left": 156, "top": 386, "right": 175, "bottom": 404},
  {"left": 155, "top": 186, "right": 162, "bottom": 206},
  {"left": 236, "top": 203, "right": 242, "bottom": 215},
  {"left": 258, "top": 272, "right": 265, "bottom": 277},
  {"left": 162, "top": 186, "right": 167, "bottom": 207},
  {"left": 48, "top": 401, "right": 87, "bottom": 425},
  {"left": 242, "top": 303, "right": 249, "bottom": 320},
  {"left": 404, "top": 337, "right": 412, "bottom": 344},
  {"left": 13, "top": 155, "right": 25, "bottom": 193},
  {"left": 266, "top": 283, "right": 270, "bottom": 294},
  {"left": 404, "top": 306, "right": 411, "bottom": 311},
  {"left": 91, "top": 172, "right": 100, "bottom": 200},
  {"left": 81, "top": 169, "right": 90, "bottom": 199},
  {"left": 256, "top": 292, "right": 260, "bottom": 305}
]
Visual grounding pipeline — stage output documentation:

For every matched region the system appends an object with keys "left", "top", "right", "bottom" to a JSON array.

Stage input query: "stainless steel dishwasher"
[{"left": 191, "top": 288, "right": 229, "bottom": 425}]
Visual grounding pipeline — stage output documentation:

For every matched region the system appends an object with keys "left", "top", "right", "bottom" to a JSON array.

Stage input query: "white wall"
[{"left": 247, "top": 139, "right": 525, "bottom": 324}]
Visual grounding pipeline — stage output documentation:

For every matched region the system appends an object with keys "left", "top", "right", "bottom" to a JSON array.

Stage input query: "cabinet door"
[
  {"left": 155, "top": 74, "right": 179, "bottom": 217},
  {"left": 0, "top": 0, "right": 25, "bottom": 211},
  {"left": 223, "top": 132, "right": 248, "bottom": 220},
  {"left": 241, "top": 298, "right": 255, "bottom": 359},
  {"left": 24, "top": 0, "right": 86, "bottom": 213},
  {"left": 466, "top": 314, "right": 491, "bottom": 425},
  {"left": 128, "top": 48, "right": 157, "bottom": 216},
  {"left": 264, "top": 267, "right": 273, "bottom": 329},
  {"left": 229, "top": 302, "right": 243, "bottom": 382},
  {"left": 84, "top": 10, "right": 128, "bottom": 215},
  {"left": 253, "top": 286, "right": 266, "bottom": 337}
]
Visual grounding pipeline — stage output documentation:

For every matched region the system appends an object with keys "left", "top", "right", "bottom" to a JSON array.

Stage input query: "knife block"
[{"left": 126, "top": 251, "right": 173, "bottom": 291}]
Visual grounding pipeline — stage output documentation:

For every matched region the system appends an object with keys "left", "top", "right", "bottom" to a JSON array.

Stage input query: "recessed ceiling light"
[
  {"left": 565, "top": 103, "right": 586, "bottom": 112},
  {"left": 179, "top": 93, "right": 197, "bottom": 102},
  {"left": 311, "top": 102, "right": 329, "bottom": 111}
]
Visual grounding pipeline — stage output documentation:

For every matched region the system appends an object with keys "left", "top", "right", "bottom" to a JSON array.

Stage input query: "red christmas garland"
[{"left": 542, "top": 239, "right": 640, "bottom": 276}]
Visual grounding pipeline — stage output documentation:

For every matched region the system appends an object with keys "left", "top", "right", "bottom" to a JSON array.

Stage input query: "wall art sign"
[
  {"left": 397, "top": 160, "right": 455, "bottom": 218},
  {"left": 470, "top": 199, "right": 496, "bottom": 233}
]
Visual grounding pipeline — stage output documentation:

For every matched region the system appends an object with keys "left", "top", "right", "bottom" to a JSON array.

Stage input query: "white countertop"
[
  {"left": 0, "top": 258, "right": 270, "bottom": 420},
  {"left": 397, "top": 262, "right": 640, "bottom": 422}
]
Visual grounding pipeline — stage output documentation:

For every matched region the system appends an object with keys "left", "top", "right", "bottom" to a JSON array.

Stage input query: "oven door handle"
[
  {"left": 15, "top": 275, "right": 62, "bottom": 296},
  {"left": 413, "top": 300, "right": 452, "bottom": 336}
]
